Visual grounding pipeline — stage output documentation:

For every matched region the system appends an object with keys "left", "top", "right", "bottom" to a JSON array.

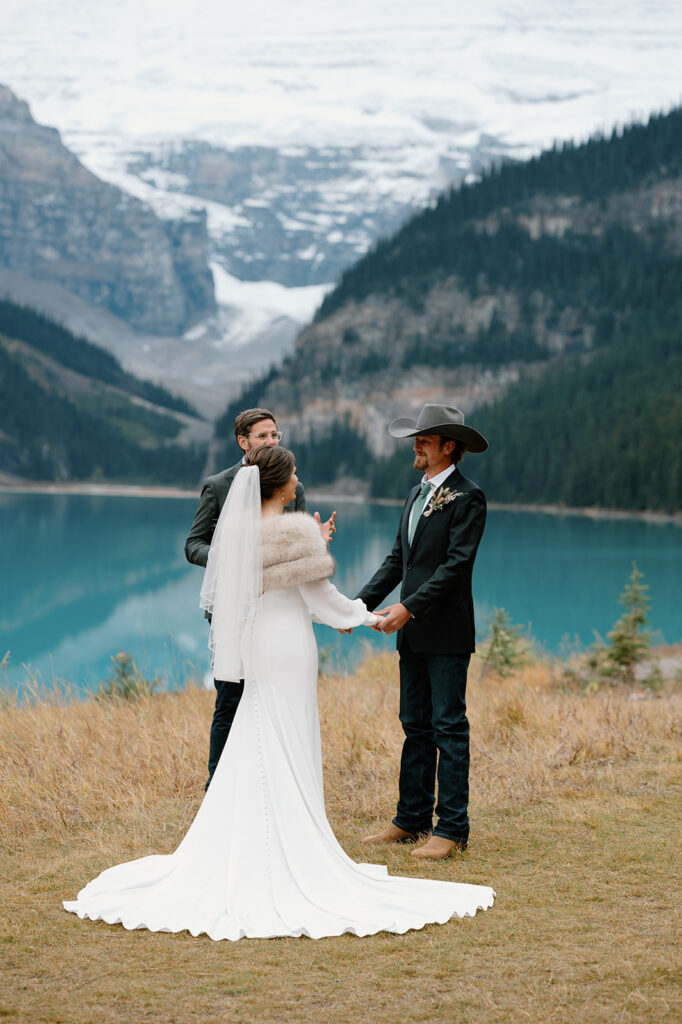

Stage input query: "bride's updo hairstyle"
[{"left": 246, "top": 445, "right": 296, "bottom": 500}]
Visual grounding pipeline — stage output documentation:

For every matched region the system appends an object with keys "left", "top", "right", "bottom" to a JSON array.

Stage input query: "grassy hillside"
[{"left": 1, "top": 653, "right": 679, "bottom": 1023}]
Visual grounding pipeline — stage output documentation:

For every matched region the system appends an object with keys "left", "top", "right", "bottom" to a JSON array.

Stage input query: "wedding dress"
[{"left": 64, "top": 471, "right": 494, "bottom": 940}]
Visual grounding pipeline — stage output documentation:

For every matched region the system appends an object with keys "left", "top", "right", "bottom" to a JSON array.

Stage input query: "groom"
[
  {"left": 185, "top": 408, "right": 308, "bottom": 788},
  {"left": 357, "top": 404, "right": 488, "bottom": 859}
]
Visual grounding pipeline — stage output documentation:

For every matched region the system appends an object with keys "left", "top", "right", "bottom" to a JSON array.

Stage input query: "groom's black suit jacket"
[{"left": 357, "top": 467, "right": 486, "bottom": 655}]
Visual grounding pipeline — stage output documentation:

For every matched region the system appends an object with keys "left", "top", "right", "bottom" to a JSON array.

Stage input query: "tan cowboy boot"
[
  {"left": 411, "top": 836, "right": 467, "bottom": 860},
  {"left": 361, "top": 823, "right": 419, "bottom": 845}
]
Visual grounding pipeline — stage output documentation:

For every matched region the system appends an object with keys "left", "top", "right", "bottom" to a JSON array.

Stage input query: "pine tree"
[
  {"left": 478, "top": 608, "right": 531, "bottom": 680},
  {"left": 572, "top": 564, "right": 661, "bottom": 690},
  {"left": 605, "top": 564, "right": 654, "bottom": 685}
]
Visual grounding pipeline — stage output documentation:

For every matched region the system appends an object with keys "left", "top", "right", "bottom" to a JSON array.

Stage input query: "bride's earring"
[{"left": 281, "top": 489, "right": 286, "bottom": 503}]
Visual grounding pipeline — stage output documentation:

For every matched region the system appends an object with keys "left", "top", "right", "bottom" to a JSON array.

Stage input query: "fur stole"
[{"left": 261, "top": 512, "right": 335, "bottom": 592}]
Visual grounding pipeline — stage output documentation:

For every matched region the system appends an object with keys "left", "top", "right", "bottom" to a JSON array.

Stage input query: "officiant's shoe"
[
  {"left": 411, "top": 836, "right": 467, "bottom": 860},
  {"left": 361, "top": 823, "right": 420, "bottom": 846}
]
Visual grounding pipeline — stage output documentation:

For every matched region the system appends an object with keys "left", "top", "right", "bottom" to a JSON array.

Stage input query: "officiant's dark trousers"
[
  {"left": 393, "top": 644, "right": 470, "bottom": 843},
  {"left": 205, "top": 679, "right": 244, "bottom": 790}
]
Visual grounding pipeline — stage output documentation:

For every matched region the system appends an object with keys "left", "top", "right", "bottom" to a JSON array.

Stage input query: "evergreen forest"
[
  {"left": 217, "top": 107, "right": 682, "bottom": 512},
  {"left": 0, "top": 302, "right": 195, "bottom": 415},
  {"left": 318, "top": 107, "right": 682, "bottom": 319},
  {"left": 0, "top": 301, "right": 204, "bottom": 484},
  {"left": 370, "top": 313, "right": 682, "bottom": 512}
]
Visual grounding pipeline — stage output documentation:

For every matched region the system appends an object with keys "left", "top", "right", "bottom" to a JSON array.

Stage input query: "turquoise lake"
[{"left": 1, "top": 493, "right": 680, "bottom": 696}]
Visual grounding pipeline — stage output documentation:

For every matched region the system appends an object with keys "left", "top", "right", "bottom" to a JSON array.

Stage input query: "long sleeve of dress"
[{"left": 298, "top": 580, "right": 379, "bottom": 630}]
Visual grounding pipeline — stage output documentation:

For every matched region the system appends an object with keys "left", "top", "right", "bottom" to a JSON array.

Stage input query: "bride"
[{"left": 64, "top": 446, "right": 494, "bottom": 940}]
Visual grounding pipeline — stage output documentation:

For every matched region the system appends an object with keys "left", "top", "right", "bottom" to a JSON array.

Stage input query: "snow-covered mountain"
[{"left": 3, "top": 0, "right": 682, "bottom": 394}]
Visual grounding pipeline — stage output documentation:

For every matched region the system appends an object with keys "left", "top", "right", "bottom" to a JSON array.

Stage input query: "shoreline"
[
  {"left": 306, "top": 492, "right": 682, "bottom": 524},
  {"left": 1, "top": 481, "right": 680, "bottom": 525},
  {"left": 0, "top": 481, "right": 199, "bottom": 500}
]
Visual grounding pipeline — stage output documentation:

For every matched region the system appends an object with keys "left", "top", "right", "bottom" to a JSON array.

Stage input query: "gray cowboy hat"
[{"left": 388, "top": 403, "right": 488, "bottom": 453}]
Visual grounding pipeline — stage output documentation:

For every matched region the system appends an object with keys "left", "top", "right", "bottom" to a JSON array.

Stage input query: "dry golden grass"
[{"left": 1, "top": 653, "right": 680, "bottom": 1024}]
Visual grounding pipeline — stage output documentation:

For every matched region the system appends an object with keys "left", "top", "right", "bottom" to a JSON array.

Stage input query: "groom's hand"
[
  {"left": 314, "top": 510, "right": 337, "bottom": 544},
  {"left": 375, "top": 604, "right": 411, "bottom": 634}
]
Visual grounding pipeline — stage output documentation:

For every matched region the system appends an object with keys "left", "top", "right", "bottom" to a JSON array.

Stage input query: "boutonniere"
[{"left": 423, "top": 486, "right": 463, "bottom": 517}]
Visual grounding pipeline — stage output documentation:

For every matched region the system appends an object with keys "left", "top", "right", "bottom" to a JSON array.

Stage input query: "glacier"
[{"left": 3, "top": 0, "right": 682, "bottom": 384}]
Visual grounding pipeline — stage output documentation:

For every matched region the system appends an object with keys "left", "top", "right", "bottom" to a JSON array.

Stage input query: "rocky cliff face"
[
  {"left": 129, "top": 141, "right": 414, "bottom": 288},
  {"left": 261, "top": 287, "right": 534, "bottom": 457},
  {"left": 0, "top": 86, "right": 215, "bottom": 334},
  {"left": 128, "top": 136, "right": 510, "bottom": 289},
  {"left": 247, "top": 157, "right": 682, "bottom": 458}
]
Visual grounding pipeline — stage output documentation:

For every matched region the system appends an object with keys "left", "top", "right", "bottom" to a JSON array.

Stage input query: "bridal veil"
[{"left": 199, "top": 465, "right": 262, "bottom": 682}]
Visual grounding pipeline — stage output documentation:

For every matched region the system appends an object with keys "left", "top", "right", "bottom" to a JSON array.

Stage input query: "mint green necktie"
[{"left": 408, "top": 482, "right": 432, "bottom": 545}]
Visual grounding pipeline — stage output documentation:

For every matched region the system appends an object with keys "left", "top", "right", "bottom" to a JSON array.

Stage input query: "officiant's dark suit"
[
  {"left": 184, "top": 462, "right": 305, "bottom": 568},
  {"left": 357, "top": 403, "right": 487, "bottom": 853},
  {"left": 185, "top": 409, "right": 306, "bottom": 788}
]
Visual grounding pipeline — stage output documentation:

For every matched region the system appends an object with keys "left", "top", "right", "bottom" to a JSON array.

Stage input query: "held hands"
[
  {"left": 338, "top": 604, "right": 410, "bottom": 636},
  {"left": 314, "top": 510, "right": 337, "bottom": 545},
  {"left": 372, "top": 604, "right": 411, "bottom": 635},
  {"left": 337, "top": 613, "right": 382, "bottom": 635}
]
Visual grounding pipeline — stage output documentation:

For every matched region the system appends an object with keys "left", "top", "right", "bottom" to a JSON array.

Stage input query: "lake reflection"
[{"left": 1, "top": 493, "right": 680, "bottom": 695}]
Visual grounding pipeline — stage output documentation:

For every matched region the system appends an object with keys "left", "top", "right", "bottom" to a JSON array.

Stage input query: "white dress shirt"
[{"left": 407, "top": 463, "right": 457, "bottom": 541}]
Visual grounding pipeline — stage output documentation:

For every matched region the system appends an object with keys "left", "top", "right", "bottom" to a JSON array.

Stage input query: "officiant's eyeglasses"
[{"left": 251, "top": 429, "right": 283, "bottom": 442}]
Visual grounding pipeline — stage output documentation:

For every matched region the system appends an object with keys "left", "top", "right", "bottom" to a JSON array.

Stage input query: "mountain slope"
[
  {"left": 0, "top": 301, "right": 197, "bottom": 416},
  {"left": 216, "top": 109, "right": 682, "bottom": 511},
  {"left": 4, "top": 1, "right": 682, "bottom": 296},
  {"left": 474, "top": 319, "right": 681, "bottom": 512},
  {"left": 370, "top": 315, "right": 682, "bottom": 512},
  {"left": 0, "top": 85, "right": 215, "bottom": 334},
  {"left": 0, "top": 301, "right": 206, "bottom": 484},
  {"left": 318, "top": 107, "right": 682, "bottom": 319}
]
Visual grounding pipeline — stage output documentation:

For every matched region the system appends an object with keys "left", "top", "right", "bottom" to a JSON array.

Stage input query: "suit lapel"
[
  {"left": 408, "top": 468, "right": 463, "bottom": 554},
  {"left": 402, "top": 485, "right": 420, "bottom": 553},
  {"left": 217, "top": 462, "right": 242, "bottom": 511}
]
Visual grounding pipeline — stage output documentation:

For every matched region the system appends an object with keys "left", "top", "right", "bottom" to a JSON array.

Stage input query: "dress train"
[{"left": 64, "top": 582, "right": 494, "bottom": 939}]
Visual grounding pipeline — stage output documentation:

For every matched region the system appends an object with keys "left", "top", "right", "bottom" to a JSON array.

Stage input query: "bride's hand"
[
  {"left": 374, "top": 604, "right": 410, "bottom": 634},
  {"left": 314, "top": 510, "right": 337, "bottom": 544}
]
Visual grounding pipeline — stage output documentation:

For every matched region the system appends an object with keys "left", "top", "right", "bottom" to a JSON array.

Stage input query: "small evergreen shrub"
[
  {"left": 564, "top": 565, "right": 662, "bottom": 691},
  {"left": 96, "top": 651, "right": 160, "bottom": 701},
  {"left": 478, "top": 608, "right": 532, "bottom": 680}
]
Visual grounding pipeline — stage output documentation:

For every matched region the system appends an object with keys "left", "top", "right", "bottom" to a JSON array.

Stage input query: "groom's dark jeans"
[
  {"left": 392, "top": 644, "right": 471, "bottom": 843},
  {"left": 205, "top": 679, "right": 244, "bottom": 790}
]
